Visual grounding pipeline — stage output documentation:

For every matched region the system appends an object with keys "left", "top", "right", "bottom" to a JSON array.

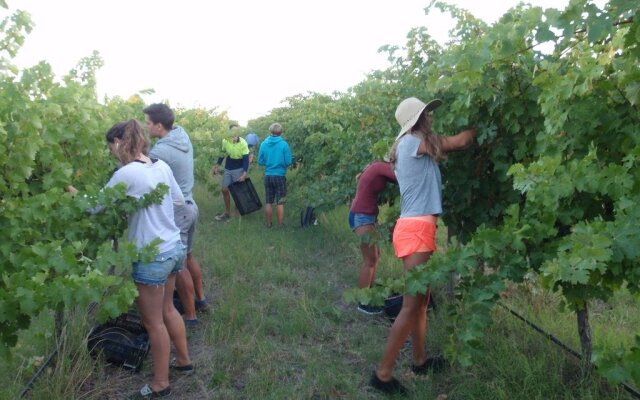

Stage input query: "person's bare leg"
[
  {"left": 222, "top": 188, "right": 231, "bottom": 215},
  {"left": 162, "top": 273, "right": 191, "bottom": 367},
  {"left": 375, "top": 293, "right": 426, "bottom": 381},
  {"left": 136, "top": 283, "right": 171, "bottom": 392},
  {"left": 410, "top": 290, "right": 430, "bottom": 366},
  {"left": 375, "top": 251, "right": 432, "bottom": 381},
  {"left": 186, "top": 253, "right": 205, "bottom": 301},
  {"left": 276, "top": 204, "right": 285, "bottom": 226},
  {"left": 264, "top": 203, "right": 273, "bottom": 226},
  {"left": 175, "top": 263, "right": 196, "bottom": 320},
  {"left": 354, "top": 224, "right": 379, "bottom": 289}
]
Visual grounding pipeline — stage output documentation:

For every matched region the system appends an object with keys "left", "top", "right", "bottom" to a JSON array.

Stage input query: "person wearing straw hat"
[{"left": 369, "top": 97, "right": 476, "bottom": 395}]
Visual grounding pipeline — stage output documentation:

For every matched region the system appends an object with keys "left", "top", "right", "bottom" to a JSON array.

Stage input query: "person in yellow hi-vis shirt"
[{"left": 211, "top": 127, "right": 250, "bottom": 222}]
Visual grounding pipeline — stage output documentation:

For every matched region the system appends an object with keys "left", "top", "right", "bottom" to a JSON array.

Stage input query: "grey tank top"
[{"left": 394, "top": 133, "right": 443, "bottom": 217}]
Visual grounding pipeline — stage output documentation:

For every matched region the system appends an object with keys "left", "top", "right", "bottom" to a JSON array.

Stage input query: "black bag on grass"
[{"left": 300, "top": 206, "right": 316, "bottom": 227}]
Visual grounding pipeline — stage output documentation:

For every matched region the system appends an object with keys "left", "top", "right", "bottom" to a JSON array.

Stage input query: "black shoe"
[
  {"left": 357, "top": 303, "right": 384, "bottom": 315},
  {"left": 128, "top": 384, "right": 171, "bottom": 399},
  {"left": 195, "top": 298, "right": 209, "bottom": 312},
  {"left": 183, "top": 317, "right": 199, "bottom": 328},
  {"left": 169, "top": 358, "right": 195, "bottom": 375},
  {"left": 411, "top": 355, "right": 447, "bottom": 374},
  {"left": 369, "top": 371, "right": 407, "bottom": 395}
]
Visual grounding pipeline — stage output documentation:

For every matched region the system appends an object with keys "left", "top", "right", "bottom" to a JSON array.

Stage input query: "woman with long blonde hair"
[{"left": 370, "top": 98, "right": 476, "bottom": 394}]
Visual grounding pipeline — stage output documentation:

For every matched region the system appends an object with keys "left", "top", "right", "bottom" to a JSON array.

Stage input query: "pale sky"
[{"left": 7, "top": 0, "right": 573, "bottom": 125}]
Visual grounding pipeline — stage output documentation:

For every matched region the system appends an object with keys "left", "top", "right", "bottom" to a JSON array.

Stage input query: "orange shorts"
[{"left": 392, "top": 217, "right": 437, "bottom": 258}]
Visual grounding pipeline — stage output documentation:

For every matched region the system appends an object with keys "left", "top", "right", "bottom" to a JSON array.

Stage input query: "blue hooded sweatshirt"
[
  {"left": 258, "top": 135, "right": 292, "bottom": 176},
  {"left": 149, "top": 125, "right": 195, "bottom": 202}
]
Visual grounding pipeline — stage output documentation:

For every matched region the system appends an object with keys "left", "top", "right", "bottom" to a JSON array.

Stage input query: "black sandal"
[
  {"left": 128, "top": 384, "right": 171, "bottom": 399},
  {"left": 369, "top": 371, "right": 408, "bottom": 395},
  {"left": 411, "top": 355, "right": 447, "bottom": 374},
  {"left": 169, "top": 357, "right": 195, "bottom": 375}
]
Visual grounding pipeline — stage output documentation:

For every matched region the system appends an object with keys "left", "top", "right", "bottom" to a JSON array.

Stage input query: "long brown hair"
[
  {"left": 105, "top": 119, "right": 149, "bottom": 165},
  {"left": 389, "top": 112, "right": 444, "bottom": 164}
]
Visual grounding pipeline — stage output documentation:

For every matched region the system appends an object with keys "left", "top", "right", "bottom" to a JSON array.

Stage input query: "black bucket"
[
  {"left": 383, "top": 294, "right": 403, "bottom": 320},
  {"left": 383, "top": 292, "right": 436, "bottom": 320}
]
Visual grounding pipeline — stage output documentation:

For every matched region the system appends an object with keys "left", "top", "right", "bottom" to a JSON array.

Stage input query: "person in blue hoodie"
[
  {"left": 257, "top": 123, "right": 292, "bottom": 227},
  {"left": 145, "top": 103, "right": 208, "bottom": 328}
]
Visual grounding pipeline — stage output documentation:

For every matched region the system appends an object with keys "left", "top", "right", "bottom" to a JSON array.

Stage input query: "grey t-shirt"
[{"left": 394, "top": 133, "right": 443, "bottom": 217}]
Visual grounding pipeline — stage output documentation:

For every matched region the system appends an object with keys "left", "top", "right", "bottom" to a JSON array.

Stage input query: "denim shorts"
[
  {"left": 132, "top": 242, "right": 186, "bottom": 285},
  {"left": 348, "top": 212, "right": 376, "bottom": 231}
]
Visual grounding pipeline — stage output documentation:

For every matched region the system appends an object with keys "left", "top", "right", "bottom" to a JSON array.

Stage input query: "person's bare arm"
[{"left": 441, "top": 128, "right": 476, "bottom": 152}]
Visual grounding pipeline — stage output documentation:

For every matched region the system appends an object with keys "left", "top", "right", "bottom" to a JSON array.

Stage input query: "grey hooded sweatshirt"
[{"left": 149, "top": 125, "right": 194, "bottom": 202}]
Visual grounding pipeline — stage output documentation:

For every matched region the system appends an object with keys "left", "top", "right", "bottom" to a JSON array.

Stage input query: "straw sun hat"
[{"left": 395, "top": 97, "right": 442, "bottom": 140}]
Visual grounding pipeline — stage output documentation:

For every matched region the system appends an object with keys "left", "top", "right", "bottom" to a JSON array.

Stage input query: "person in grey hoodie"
[
  {"left": 257, "top": 123, "right": 292, "bottom": 227},
  {"left": 145, "top": 103, "right": 208, "bottom": 327}
]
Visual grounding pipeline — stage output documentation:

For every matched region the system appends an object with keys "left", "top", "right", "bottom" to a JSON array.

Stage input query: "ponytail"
[{"left": 105, "top": 119, "right": 149, "bottom": 164}]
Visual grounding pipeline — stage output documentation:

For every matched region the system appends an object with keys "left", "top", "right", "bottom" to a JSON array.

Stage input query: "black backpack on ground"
[{"left": 300, "top": 206, "right": 316, "bottom": 227}]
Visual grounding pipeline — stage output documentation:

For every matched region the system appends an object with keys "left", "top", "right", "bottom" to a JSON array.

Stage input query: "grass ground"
[{"left": 2, "top": 168, "right": 638, "bottom": 399}]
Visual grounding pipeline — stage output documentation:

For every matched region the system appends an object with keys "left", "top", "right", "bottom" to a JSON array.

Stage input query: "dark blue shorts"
[{"left": 264, "top": 175, "right": 287, "bottom": 204}]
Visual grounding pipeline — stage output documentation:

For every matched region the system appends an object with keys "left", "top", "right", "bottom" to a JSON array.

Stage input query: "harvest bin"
[
  {"left": 87, "top": 311, "right": 149, "bottom": 372},
  {"left": 228, "top": 177, "right": 262, "bottom": 215},
  {"left": 107, "top": 309, "right": 146, "bottom": 334}
]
